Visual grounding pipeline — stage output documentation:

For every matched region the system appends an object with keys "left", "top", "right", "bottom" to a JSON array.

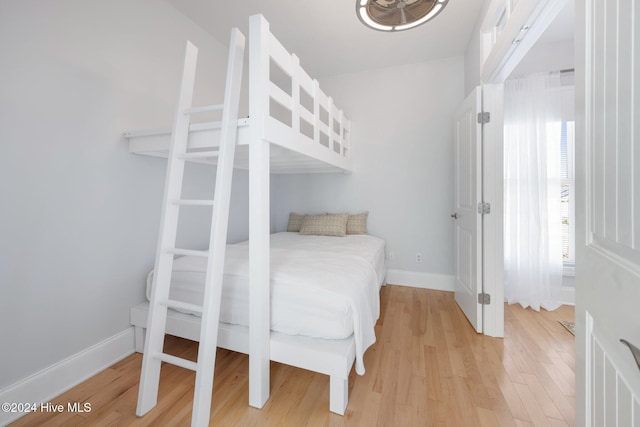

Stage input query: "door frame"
[
  {"left": 480, "top": 84, "right": 504, "bottom": 337},
  {"left": 475, "top": 0, "right": 569, "bottom": 338}
]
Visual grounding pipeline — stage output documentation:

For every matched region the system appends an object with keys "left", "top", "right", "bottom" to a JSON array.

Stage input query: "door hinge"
[
  {"left": 477, "top": 112, "right": 490, "bottom": 124},
  {"left": 478, "top": 293, "right": 491, "bottom": 305},
  {"left": 477, "top": 202, "right": 491, "bottom": 215}
]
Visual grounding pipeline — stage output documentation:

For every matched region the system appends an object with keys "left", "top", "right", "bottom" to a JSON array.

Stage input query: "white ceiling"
[{"left": 166, "top": 0, "right": 486, "bottom": 79}]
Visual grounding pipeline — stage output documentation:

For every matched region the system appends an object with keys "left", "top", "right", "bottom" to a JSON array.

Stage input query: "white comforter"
[{"left": 147, "top": 233, "right": 385, "bottom": 375}]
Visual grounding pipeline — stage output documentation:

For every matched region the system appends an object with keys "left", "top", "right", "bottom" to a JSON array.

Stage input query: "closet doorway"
[
  {"left": 503, "top": 3, "right": 576, "bottom": 310},
  {"left": 454, "top": 0, "right": 575, "bottom": 337}
]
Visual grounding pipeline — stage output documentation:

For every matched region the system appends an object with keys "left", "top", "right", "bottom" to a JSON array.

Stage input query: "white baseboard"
[
  {"left": 386, "top": 269, "right": 455, "bottom": 292},
  {"left": 559, "top": 286, "right": 575, "bottom": 306},
  {"left": 0, "top": 327, "right": 135, "bottom": 426}
]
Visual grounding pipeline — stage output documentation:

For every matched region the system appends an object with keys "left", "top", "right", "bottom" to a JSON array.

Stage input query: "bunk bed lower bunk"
[
  {"left": 125, "top": 13, "right": 364, "bottom": 421},
  {"left": 130, "top": 232, "right": 387, "bottom": 414}
]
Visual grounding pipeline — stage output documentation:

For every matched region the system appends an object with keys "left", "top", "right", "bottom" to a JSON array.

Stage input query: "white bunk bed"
[
  {"left": 125, "top": 15, "right": 378, "bottom": 416},
  {"left": 125, "top": 30, "right": 352, "bottom": 174}
]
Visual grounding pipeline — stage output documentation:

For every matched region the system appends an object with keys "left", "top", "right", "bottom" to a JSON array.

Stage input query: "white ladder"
[{"left": 136, "top": 28, "right": 245, "bottom": 427}]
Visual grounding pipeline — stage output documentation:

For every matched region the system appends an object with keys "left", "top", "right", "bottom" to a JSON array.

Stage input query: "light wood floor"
[{"left": 11, "top": 285, "right": 575, "bottom": 426}]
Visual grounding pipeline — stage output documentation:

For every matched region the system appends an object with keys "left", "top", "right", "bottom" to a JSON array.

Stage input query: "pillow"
[
  {"left": 347, "top": 212, "right": 368, "bottom": 234},
  {"left": 299, "top": 213, "right": 348, "bottom": 237},
  {"left": 286, "top": 212, "right": 305, "bottom": 232}
]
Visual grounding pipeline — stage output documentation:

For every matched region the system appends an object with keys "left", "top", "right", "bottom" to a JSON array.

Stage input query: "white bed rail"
[
  {"left": 252, "top": 15, "right": 352, "bottom": 171},
  {"left": 124, "top": 15, "right": 352, "bottom": 174}
]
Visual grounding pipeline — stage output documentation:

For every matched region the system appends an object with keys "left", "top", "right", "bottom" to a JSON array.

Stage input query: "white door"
[
  {"left": 577, "top": 0, "right": 640, "bottom": 425},
  {"left": 453, "top": 87, "right": 483, "bottom": 333}
]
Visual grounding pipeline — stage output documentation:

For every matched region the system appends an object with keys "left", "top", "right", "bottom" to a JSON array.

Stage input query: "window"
[{"left": 560, "top": 121, "right": 575, "bottom": 272}]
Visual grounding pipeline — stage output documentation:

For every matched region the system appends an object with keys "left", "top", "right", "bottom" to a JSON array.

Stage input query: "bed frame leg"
[
  {"left": 329, "top": 376, "right": 348, "bottom": 415},
  {"left": 134, "top": 326, "right": 145, "bottom": 353}
]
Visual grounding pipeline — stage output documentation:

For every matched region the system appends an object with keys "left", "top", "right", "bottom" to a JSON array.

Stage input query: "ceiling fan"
[{"left": 356, "top": 0, "right": 449, "bottom": 32}]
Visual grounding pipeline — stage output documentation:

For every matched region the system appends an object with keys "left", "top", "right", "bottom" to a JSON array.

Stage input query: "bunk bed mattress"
[{"left": 146, "top": 232, "right": 386, "bottom": 341}]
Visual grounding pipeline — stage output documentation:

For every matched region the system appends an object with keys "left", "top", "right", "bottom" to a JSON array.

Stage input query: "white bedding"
[{"left": 145, "top": 232, "right": 386, "bottom": 375}]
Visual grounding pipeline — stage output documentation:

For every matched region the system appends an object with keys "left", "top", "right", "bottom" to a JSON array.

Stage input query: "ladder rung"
[
  {"left": 173, "top": 199, "right": 214, "bottom": 206},
  {"left": 179, "top": 151, "right": 220, "bottom": 159},
  {"left": 159, "top": 299, "right": 203, "bottom": 314},
  {"left": 168, "top": 248, "right": 209, "bottom": 257},
  {"left": 184, "top": 104, "right": 224, "bottom": 115},
  {"left": 156, "top": 352, "right": 197, "bottom": 371}
]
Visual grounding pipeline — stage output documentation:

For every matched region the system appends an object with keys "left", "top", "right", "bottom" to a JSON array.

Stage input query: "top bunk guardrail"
[{"left": 125, "top": 14, "right": 352, "bottom": 175}]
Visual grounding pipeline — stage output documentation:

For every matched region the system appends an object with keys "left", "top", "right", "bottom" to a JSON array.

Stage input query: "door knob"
[
  {"left": 621, "top": 339, "right": 640, "bottom": 371},
  {"left": 450, "top": 213, "right": 458, "bottom": 219}
]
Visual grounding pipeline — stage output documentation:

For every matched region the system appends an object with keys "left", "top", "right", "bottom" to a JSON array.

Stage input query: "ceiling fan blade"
[
  {"left": 404, "top": 5, "right": 419, "bottom": 21},
  {"left": 376, "top": 7, "right": 398, "bottom": 18}
]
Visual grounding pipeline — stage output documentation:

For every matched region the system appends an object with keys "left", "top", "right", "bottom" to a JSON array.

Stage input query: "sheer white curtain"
[{"left": 504, "top": 73, "right": 563, "bottom": 311}]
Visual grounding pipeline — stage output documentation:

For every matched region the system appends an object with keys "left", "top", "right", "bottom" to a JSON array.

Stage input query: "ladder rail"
[
  {"left": 136, "top": 28, "right": 246, "bottom": 427},
  {"left": 137, "top": 41, "right": 199, "bottom": 417},
  {"left": 191, "top": 28, "right": 246, "bottom": 427}
]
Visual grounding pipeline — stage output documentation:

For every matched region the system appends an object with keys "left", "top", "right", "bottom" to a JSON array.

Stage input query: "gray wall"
[
  {"left": 510, "top": 39, "right": 574, "bottom": 76},
  {"left": 273, "top": 57, "right": 465, "bottom": 275},
  {"left": 464, "top": 22, "right": 483, "bottom": 97},
  {"left": 0, "top": 0, "right": 249, "bottom": 388},
  {"left": 463, "top": 1, "right": 491, "bottom": 96}
]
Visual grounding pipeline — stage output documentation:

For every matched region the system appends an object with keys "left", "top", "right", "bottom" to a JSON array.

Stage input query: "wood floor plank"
[
  {"left": 476, "top": 406, "right": 502, "bottom": 427},
  {"left": 540, "top": 361, "right": 576, "bottom": 397},
  {"left": 513, "top": 382, "right": 552, "bottom": 427},
  {"left": 9, "top": 285, "right": 575, "bottom": 426},
  {"left": 521, "top": 373, "right": 564, "bottom": 420},
  {"left": 528, "top": 360, "right": 576, "bottom": 425}
]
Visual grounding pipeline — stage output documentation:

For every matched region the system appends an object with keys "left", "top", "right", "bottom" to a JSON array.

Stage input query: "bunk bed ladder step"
[
  {"left": 174, "top": 199, "right": 215, "bottom": 206},
  {"left": 155, "top": 352, "right": 198, "bottom": 371},
  {"left": 179, "top": 151, "right": 220, "bottom": 159},
  {"left": 184, "top": 104, "right": 224, "bottom": 115},
  {"left": 136, "top": 27, "right": 246, "bottom": 427},
  {"left": 159, "top": 299, "right": 203, "bottom": 314},
  {"left": 167, "top": 248, "right": 209, "bottom": 257}
]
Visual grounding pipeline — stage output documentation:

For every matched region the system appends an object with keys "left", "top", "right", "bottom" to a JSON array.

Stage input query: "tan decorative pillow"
[
  {"left": 287, "top": 212, "right": 305, "bottom": 232},
  {"left": 299, "top": 213, "right": 348, "bottom": 237},
  {"left": 347, "top": 212, "right": 368, "bottom": 234}
]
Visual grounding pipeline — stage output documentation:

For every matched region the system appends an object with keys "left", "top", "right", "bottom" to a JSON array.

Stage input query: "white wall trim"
[
  {"left": 386, "top": 269, "right": 455, "bottom": 292},
  {"left": 559, "top": 285, "right": 575, "bottom": 306},
  {"left": 0, "top": 328, "right": 135, "bottom": 425}
]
